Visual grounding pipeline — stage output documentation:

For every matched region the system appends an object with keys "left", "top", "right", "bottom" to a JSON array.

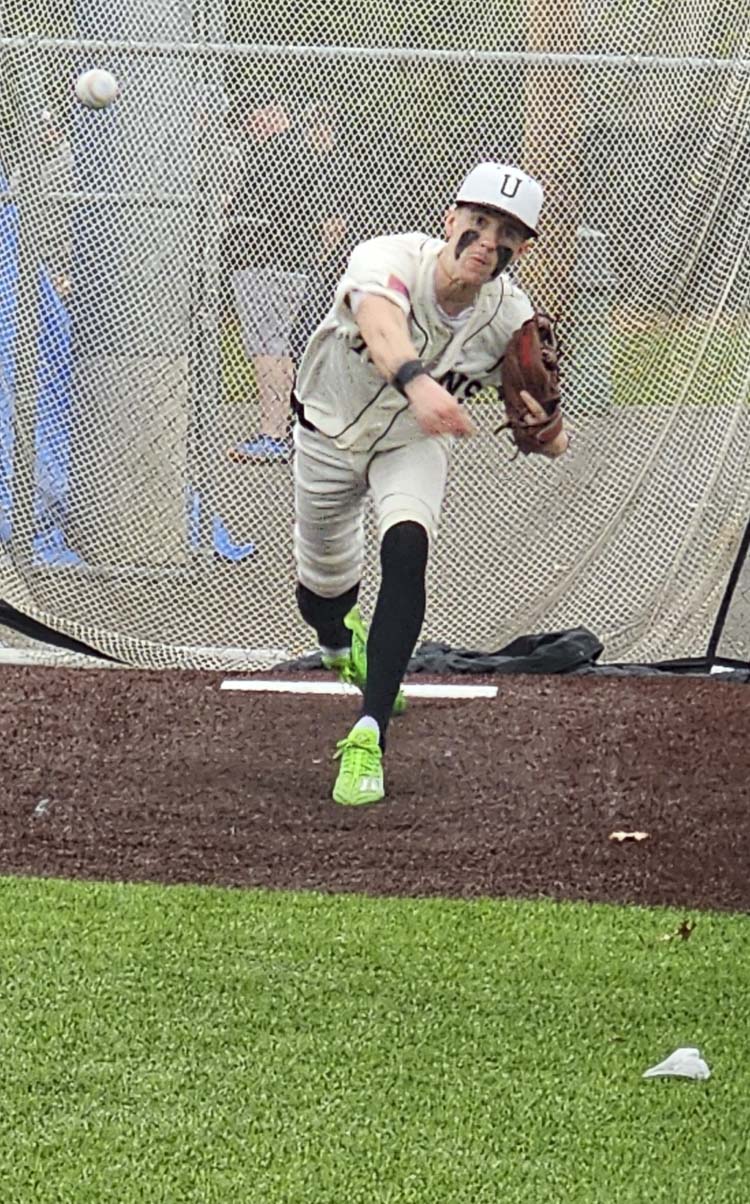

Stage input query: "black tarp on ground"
[{"left": 281, "top": 628, "right": 750, "bottom": 681}]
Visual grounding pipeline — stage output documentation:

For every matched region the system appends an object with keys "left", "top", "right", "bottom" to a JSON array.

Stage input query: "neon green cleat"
[
  {"left": 332, "top": 726, "right": 385, "bottom": 806},
  {"left": 320, "top": 606, "right": 407, "bottom": 716}
]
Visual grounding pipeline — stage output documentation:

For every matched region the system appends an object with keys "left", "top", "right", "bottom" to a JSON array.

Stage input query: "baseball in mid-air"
[{"left": 74, "top": 68, "right": 120, "bottom": 110}]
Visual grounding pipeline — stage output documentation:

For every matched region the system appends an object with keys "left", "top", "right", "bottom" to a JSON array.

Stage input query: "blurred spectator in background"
[
  {"left": 223, "top": 95, "right": 298, "bottom": 461},
  {"left": 224, "top": 97, "right": 349, "bottom": 463}
]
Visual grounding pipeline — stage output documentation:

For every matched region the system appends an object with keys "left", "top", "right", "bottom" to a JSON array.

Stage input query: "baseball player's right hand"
[{"left": 405, "top": 375, "right": 476, "bottom": 438}]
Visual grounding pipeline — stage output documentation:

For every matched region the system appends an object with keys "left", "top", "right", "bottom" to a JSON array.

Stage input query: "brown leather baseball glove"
[{"left": 497, "top": 312, "right": 564, "bottom": 456}]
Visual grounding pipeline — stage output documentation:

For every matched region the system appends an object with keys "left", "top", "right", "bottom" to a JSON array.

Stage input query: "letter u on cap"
[{"left": 455, "top": 162, "right": 544, "bottom": 236}]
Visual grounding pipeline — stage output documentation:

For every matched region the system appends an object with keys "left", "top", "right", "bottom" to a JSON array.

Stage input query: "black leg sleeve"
[
  {"left": 296, "top": 581, "right": 359, "bottom": 650},
  {"left": 363, "top": 521, "right": 428, "bottom": 737}
]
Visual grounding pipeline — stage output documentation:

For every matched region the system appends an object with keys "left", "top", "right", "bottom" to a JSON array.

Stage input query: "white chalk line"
[{"left": 220, "top": 679, "right": 498, "bottom": 699}]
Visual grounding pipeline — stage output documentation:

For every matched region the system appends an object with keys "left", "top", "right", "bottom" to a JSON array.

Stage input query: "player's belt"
[{"left": 291, "top": 394, "right": 319, "bottom": 434}]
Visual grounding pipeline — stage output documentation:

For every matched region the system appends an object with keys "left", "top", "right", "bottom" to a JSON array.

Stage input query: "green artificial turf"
[{"left": 1, "top": 876, "right": 748, "bottom": 1203}]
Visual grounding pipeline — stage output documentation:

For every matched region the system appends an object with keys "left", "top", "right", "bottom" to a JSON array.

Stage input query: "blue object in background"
[
  {"left": 0, "top": 164, "right": 80, "bottom": 563},
  {"left": 32, "top": 254, "right": 81, "bottom": 565},
  {"left": 188, "top": 486, "right": 256, "bottom": 562}
]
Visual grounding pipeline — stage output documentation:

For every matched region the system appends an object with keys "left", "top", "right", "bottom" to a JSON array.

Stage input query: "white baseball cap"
[{"left": 455, "top": 162, "right": 544, "bottom": 236}]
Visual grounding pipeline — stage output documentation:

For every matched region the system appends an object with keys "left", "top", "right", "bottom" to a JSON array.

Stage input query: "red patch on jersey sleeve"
[{"left": 387, "top": 274, "right": 410, "bottom": 300}]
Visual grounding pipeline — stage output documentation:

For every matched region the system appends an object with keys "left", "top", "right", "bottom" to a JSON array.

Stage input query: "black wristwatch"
[{"left": 392, "top": 359, "right": 429, "bottom": 395}]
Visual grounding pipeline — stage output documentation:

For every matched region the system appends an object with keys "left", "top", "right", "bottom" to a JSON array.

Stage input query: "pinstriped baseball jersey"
[{"left": 294, "top": 231, "right": 534, "bottom": 453}]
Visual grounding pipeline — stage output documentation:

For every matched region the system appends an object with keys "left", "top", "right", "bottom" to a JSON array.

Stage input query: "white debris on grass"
[{"left": 643, "top": 1047, "right": 711, "bottom": 1080}]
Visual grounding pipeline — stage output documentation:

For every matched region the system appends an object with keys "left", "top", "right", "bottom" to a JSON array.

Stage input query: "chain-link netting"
[{"left": 0, "top": 1, "right": 748, "bottom": 669}]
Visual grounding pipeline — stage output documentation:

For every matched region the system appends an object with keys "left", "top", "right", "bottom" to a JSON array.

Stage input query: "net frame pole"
[
  {"left": 1, "top": 37, "right": 747, "bottom": 72},
  {"left": 705, "top": 512, "right": 750, "bottom": 669},
  {"left": 187, "top": 0, "right": 227, "bottom": 561}
]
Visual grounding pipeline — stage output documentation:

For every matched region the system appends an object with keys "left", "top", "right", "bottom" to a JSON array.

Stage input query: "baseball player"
[{"left": 292, "top": 161, "right": 569, "bottom": 805}]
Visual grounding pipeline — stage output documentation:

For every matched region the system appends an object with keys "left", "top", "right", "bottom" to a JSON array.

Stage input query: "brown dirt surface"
[{"left": 0, "top": 664, "right": 748, "bottom": 912}]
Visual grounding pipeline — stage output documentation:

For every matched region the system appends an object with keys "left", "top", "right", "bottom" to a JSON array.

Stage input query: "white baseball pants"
[{"left": 293, "top": 423, "right": 450, "bottom": 597}]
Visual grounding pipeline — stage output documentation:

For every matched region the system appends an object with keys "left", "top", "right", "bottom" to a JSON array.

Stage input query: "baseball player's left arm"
[
  {"left": 518, "top": 391, "right": 569, "bottom": 457},
  {"left": 500, "top": 292, "right": 570, "bottom": 458}
]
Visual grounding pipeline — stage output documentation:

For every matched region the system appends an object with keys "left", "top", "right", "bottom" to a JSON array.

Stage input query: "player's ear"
[
  {"left": 514, "top": 240, "right": 533, "bottom": 260},
  {"left": 443, "top": 205, "right": 457, "bottom": 237}
]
